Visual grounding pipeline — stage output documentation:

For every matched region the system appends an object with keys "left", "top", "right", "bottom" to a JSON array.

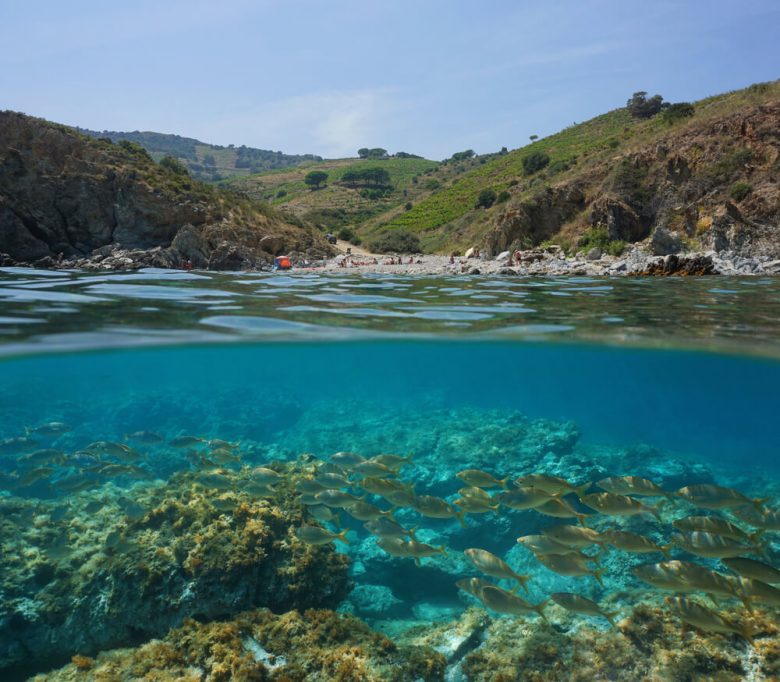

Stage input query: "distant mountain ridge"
[{"left": 76, "top": 128, "right": 322, "bottom": 181}]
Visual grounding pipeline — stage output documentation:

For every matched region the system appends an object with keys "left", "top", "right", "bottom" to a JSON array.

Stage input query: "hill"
[
  {"left": 77, "top": 128, "right": 322, "bottom": 181},
  {"left": 228, "top": 155, "right": 440, "bottom": 239},
  {"left": 0, "top": 111, "right": 331, "bottom": 268},
  {"left": 367, "top": 80, "right": 780, "bottom": 256}
]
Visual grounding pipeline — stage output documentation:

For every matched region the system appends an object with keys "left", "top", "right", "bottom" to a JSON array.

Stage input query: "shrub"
[
  {"left": 579, "top": 225, "right": 625, "bottom": 255},
  {"left": 159, "top": 156, "right": 189, "bottom": 175},
  {"left": 496, "top": 191, "right": 511, "bottom": 204},
  {"left": 475, "top": 189, "right": 497, "bottom": 209},
  {"left": 662, "top": 102, "right": 695, "bottom": 124},
  {"left": 304, "top": 170, "right": 328, "bottom": 189},
  {"left": 337, "top": 227, "right": 356, "bottom": 241},
  {"left": 424, "top": 179, "right": 441, "bottom": 191},
  {"left": 547, "top": 159, "right": 571, "bottom": 176},
  {"left": 368, "top": 230, "right": 422, "bottom": 253},
  {"left": 626, "top": 91, "right": 665, "bottom": 119},
  {"left": 276, "top": 189, "right": 287, "bottom": 198},
  {"left": 405, "top": 202, "right": 413, "bottom": 211},
  {"left": 522, "top": 152, "right": 550, "bottom": 175},
  {"left": 508, "top": 179, "right": 519, "bottom": 187},
  {"left": 730, "top": 181, "right": 753, "bottom": 202},
  {"left": 747, "top": 81, "right": 770, "bottom": 94},
  {"left": 118, "top": 139, "right": 152, "bottom": 161}
]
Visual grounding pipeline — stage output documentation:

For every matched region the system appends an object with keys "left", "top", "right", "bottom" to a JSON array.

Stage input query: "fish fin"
[
  {"left": 516, "top": 573, "right": 531, "bottom": 594},
  {"left": 751, "top": 497, "right": 769, "bottom": 512},
  {"left": 455, "top": 510, "right": 467, "bottom": 528},
  {"left": 739, "top": 595, "right": 755, "bottom": 613},
  {"left": 414, "top": 557, "right": 421, "bottom": 567},
  {"left": 536, "top": 599, "right": 549, "bottom": 621},
  {"left": 660, "top": 544, "right": 673, "bottom": 559},
  {"left": 333, "top": 512, "right": 342, "bottom": 530},
  {"left": 605, "top": 610, "right": 620, "bottom": 628},
  {"left": 574, "top": 483, "right": 590, "bottom": 498},
  {"left": 408, "top": 525, "right": 419, "bottom": 541},
  {"left": 649, "top": 505, "right": 662, "bottom": 522},
  {"left": 437, "top": 544, "right": 447, "bottom": 555},
  {"left": 500, "top": 476, "right": 510, "bottom": 490},
  {"left": 592, "top": 568, "right": 606, "bottom": 587},
  {"left": 707, "top": 593, "right": 720, "bottom": 608},
  {"left": 577, "top": 513, "right": 588, "bottom": 527},
  {"left": 749, "top": 529, "right": 766, "bottom": 544},
  {"left": 336, "top": 530, "right": 350, "bottom": 545}
]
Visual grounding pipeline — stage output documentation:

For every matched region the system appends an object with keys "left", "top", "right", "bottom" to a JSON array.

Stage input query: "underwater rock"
[
  {"left": 348, "top": 584, "right": 405, "bottom": 619},
  {"left": 30, "top": 608, "right": 448, "bottom": 682},
  {"left": 0, "top": 469, "right": 351, "bottom": 678}
]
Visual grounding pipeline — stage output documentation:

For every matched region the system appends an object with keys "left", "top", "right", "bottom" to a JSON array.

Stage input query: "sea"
[{"left": 0, "top": 267, "right": 778, "bottom": 681}]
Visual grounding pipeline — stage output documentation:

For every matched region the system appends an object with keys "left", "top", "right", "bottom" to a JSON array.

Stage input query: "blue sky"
[{"left": 1, "top": 0, "right": 777, "bottom": 160}]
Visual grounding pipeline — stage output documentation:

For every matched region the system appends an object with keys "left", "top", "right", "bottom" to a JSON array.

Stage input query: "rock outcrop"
[{"left": 0, "top": 111, "right": 332, "bottom": 268}]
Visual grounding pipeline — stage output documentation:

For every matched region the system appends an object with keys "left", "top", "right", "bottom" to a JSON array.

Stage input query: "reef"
[
  {"left": 0, "top": 468, "right": 351, "bottom": 678},
  {"left": 29, "top": 608, "right": 447, "bottom": 682}
]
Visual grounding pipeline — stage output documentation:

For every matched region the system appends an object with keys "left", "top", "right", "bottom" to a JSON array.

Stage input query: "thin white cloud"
[{"left": 208, "top": 88, "right": 403, "bottom": 157}]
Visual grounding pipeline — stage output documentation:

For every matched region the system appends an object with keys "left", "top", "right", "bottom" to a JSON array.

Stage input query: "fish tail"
[
  {"left": 748, "top": 529, "right": 766, "bottom": 544},
  {"left": 592, "top": 568, "right": 606, "bottom": 587},
  {"left": 515, "top": 573, "right": 531, "bottom": 594},
  {"left": 605, "top": 610, "right": 620, "bottom": 628},
  {"left": 408, "top": 525, "right": 419, "bottom": 541},
  {"left": 455, "top": 510, "right": 467, "bottom": 528},
  {"left": 577, "top": 513, "right": 588, "bottom": 527},
  {"left": 752, "top": 497, "right": 769, "bottom": 512},
  {"left": 437, "top": 544, "right": 447, "bottom": 555},
  {"left": 414, "top": 557, "right": 421, "bottom": 567},
  {"left": 536, "top": 599, "right": 549, "bottom": 621},
  {"left": 707, "top": 592, "right": 721, "bottom": 608},
  {"left": 660, "top": 544, "right": 673, "bottom": 559},
  {"left": 739, "top": 595, "right": 755, "bottom": 613},
  {"left": 739, "top": 623, "right": 755, "bottom": 647},
  {"left": 336, "top": 530, "right": 350, "bottom": 545},
  {"left": 500, "top": 476, "right": 510, "bottom": 490},
  {"left": 574, "top": 483, "right": 590, "bottom": 498}
]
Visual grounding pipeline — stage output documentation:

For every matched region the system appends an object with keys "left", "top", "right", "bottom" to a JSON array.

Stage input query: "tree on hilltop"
[
  {"left": 304, "top": 170, "right": 328, "bottom": 189},
  {"left": 626, "top": 91, "right": 667, "bottom": 119}
]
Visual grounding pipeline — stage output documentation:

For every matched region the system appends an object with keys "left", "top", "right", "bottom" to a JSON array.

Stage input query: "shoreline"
[{"left": 3, "top": 244, "right": 780, "bottom": 276}]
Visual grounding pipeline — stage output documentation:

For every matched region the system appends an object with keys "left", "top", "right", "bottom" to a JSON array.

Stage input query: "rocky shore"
[{"left": 3, "top": 243, "right": 780, "bottom": 277}]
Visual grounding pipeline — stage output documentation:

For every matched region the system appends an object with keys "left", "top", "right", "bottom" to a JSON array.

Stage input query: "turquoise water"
[{"left": 1, "top": 268, "right": 779, "bottom": 679}]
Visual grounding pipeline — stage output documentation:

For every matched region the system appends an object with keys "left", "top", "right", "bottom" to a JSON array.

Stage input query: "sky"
[{"left": 1, "top": 0, "right": 778, "bottom": 160}]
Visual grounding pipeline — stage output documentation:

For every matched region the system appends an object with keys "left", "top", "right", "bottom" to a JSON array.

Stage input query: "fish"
[
  {"left": 534, "top": 498, "right": 589, "bottom": 526},
  {"left": 633, "top": 563, "right": 692, "bottom": 592},
  {"left": 596, "top": 475, "right": 670, "bottom": 499},
  {"left": 118, "top": 499, "right": 147, "bottom": 520},
  {"left": 244, "top": 480, "right": 276, "bottom": 497},
  {"left": 731, "top": 506, "right": 780, "bottom": 531},
  {"left": 170, "top": 435, "right": 204, "bottom": 448},
  {"left": 308, "top": 505, "right": 341, "bottom": 526},
  {"left": 370, "top": 454, "right": 412, "bottom": 470},
  {"left": 672, "top": 531, "right": 764, "bottom": 559},
  {"left": 675, "top": 484, "right": 768, "bottom": 512},
  {"left": 19, "top": 449, "right": 65, "bottom": 465},
  {"left": 635, "top": 561, "right": 738, "bottom": 600},
  {"left": 456, "top": 469, "right": 508, "bottom": 489},
  {"left": 360, "top": 477, "right": 412, "bottom": 497},
  {"left": 454, "top": 495, "right": 499, "bottom": 514},
  {"left": 580, "top": 492, "right": 661, "bottom": 521},
  {"left": 731, "top": 576, "right": 780, "bottom": 608},
  {"left": 125, "top": 430, "right": 164, "bottom": 444},
  {"left": 298, "top": 493, "right": 321, "bottom": 505},
  {"left": 27, "top": 421, "right": 71, "bottom": 436},
  {"left": 721, "top": 557, "right": 780, "bottom": 585},
  {"left": 412, "top": 494, "right": 465, "bottom": 526},
  {"left": 0, "top": 436, "right": 38, "bottom": 453},
  {"left": 550, "top": 592, "right": 618, "bottom": 626},
  {"left": 19, "top": 467, "right": 55, "bottom": 486},
  {"left": 495, "top": 486, "right": 560, "bottom": 510},
  {"left": 313, "top": 473, "right": 351, "bottom": 489},
  {"left": 542, "top": 525, "right": 604, "bottom": 548},
  {"left": 477, "top": 585, "right": 547, "bottom": 620},
  {"left": 603, "top": 530, "right": 670, "bottom": 557},
  {"left": 330, "top": 451, "right": 366, "bottom": 468},
  {"left": 376, "top": 537, "right": 445, "bottom": 565},
  {"left": 514, "top": 474, "right": 588, "bottom": 497},
  {"left": 95, "top": 463, "right": 149, "bottom": 478},
  {"left": 211, "top": 497, "right": 238, "bottom": 511},
  {"left": 251, "top": 467, "right": 284, "bottom": 486},
  {"left": 83, "top": 500, "right": 103, "bottom": 514},
  {"left": 56, "top": 472, "right": 99, "bottom": 492},
  {"left": 86, "top": 441, "right": 140, "bottom": 459},
  {"left": 456, "top": 577, "right": 496, "bottom": 599},
  {"left": 295, "top": 525, "right": 349, "bottom": 546},
  {"left": 535, "top": 552, "right": 605, "bottom": 585},
  {"left": 295, "top": 478, "right": 326, "bottom": 494},
  {"left": 345, "top": 500, "right": 393, "bottom": 521},
  {"left": 317, "top": 462, "right": 348, "bottom": 476},
  {"left": 464, "top": 548, "right": 530, "bottom": 593},
  {"left": 383, "top": 489, "right": 419, "bottom": 508},
  {"left": 207, "top": 439, "right": 239, "bottom": 450},
  {"left": 673, "top": 515, "right": 762, "bottom": 543},
  {"left": 197, "top": 472, "right": 234, "bottom": 490},
  {"left": 209, "top": 448, "right": 241, "bottom": 465},
  {"left": 314, "top": 490, "right": 363, "bottom": 508},
  {"left": 665, "top": 596, "right": 753, "bottom": 644},
  {"left": 517, "top": 534, "right": 575, "bottom": 555},
  {"left": 458, "top": 486, "right": 495, "bottom": 501},
  {"left": 364, "top": 517, "right": 417, "bottom": 540},
  {"left": 352, "top": 461, "right": 397, "bottom": 478}
]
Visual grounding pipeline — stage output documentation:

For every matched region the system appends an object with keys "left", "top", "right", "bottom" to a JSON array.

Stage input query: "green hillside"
[
  {"left": 229, "top": 156, "right": 439, "bottom": 235},
  {"left": 77, "top": 128, "right": 321, "bottom": 181},
  {"left": 368, "top": 80, "right": 780, "bottom": 253}
]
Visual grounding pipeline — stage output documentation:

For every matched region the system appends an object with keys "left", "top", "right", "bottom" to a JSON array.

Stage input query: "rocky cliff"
[{"left": 0, "top": 111, "right": 332, "bottom": 269}]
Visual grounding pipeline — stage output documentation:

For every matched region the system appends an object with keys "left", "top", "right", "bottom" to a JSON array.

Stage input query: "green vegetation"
[
  {"left": 159, "top": 155, "right": 189, "bottom": 176},
  {"left": 662, "top": 102, "right": 695, "bottom": 124},
  {"left": 358, "top": 147, "right": 389, "bottom": 159},
  {"left": 522, "top": 151, "right": 550, "bottom": 175},
  {"left": 369, "top": 229, "right": 422, "bottom": 253},
  {"left": 626, "top": 91, "right": 666, "bottom": 119},
  {"left": 341, "top": 167, "right": 391, "bottom": 187},
  {"left": 449, "top": 149, "right": 476, "bottom": 162},
  {"left": 304, "top": 170, "right": 328, "bottom": 189},
  {"left": 579, "top": 225, "right": 626, "bottom": 256},
  {"left": 475, "top": 188, "right": 497, "bottom": 209},
  {"left": 730, "top": 181, "right": 753, "bottom": 202}
]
